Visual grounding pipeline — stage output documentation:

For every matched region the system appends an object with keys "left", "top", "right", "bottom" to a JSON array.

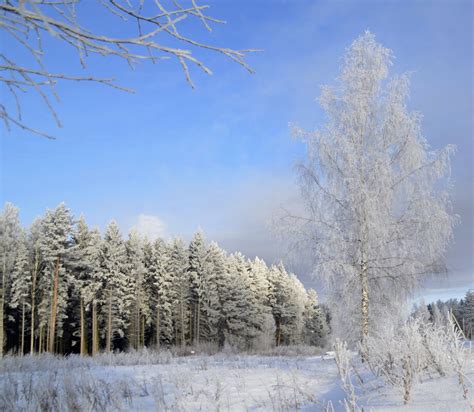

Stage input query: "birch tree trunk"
[{"left": 361, "top": 266, "right": 369, "bottom": 339}]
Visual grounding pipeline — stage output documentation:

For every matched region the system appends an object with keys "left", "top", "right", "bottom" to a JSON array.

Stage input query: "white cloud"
[{"left": 131, "top": 214, "right": 166, "bottom": 240}]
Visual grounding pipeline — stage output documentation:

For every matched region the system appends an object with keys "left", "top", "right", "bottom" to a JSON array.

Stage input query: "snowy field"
[{"left": 0, "top": 349, "right": 472, "bottom": 411}]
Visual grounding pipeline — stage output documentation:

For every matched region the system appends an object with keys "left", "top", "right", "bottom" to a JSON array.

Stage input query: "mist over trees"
[{"left": 0, "top": 202, "right": 328, "bottom": 356}]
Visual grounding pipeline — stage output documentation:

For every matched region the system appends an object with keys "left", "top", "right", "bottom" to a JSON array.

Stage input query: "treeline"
[
  {"left": 0, "top": 203, "right": 328, "bottom": 356},
  {"left": 413, "top": 290, "right": 474, "bottom": 339}
]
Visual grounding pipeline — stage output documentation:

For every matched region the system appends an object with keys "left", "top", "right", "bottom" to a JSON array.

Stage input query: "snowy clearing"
[{"left": 1, "top": 350, "right": 472, "bottom": 411}]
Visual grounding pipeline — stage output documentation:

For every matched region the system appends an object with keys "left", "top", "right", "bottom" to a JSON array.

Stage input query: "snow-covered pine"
[
  {"left": 167, "top": 237, "right": 190, "bottom": 347},
  {"left": 36, "top": 203, "right": 73, "bottom": 353},
  {"left": 69, "top": 216, "right": 102, "bottom": 355},
  {"left": 205, "top": 241, "right": 228, "bottom": 347},
  {"left": 100, "top": 220, "right": 128, "bottom": 351},
  {"left": 125, "top": 230, "right": 148, "bottom": 349},
  {"left": 285, "top": 31, "right": 455, "bottom": 342},
  {"left": 153, "top": 238, "right": 174, "bottom": 346},
  {"left": 9, "top": 229, "right": 31, "bottom": 354},
  {"left": 303, "top": 289, "right": 329, "bottom": 347},
  {"left": 28, "top": 217, "right": 43, "bottom": 354},
  {"left": 188, "top": 231, "right": 207, "bottom": 345},
  {"left": 195, "top": 246, "right": 219, "bottom": 344},
  {"left": 222, "top": 252, "right": 265, "bottom": 349},
  {"left": 0, "top": 203, "right": 21, "bottom": 357}
]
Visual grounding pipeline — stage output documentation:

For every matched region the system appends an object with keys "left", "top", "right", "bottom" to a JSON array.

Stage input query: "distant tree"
[
  {"left": 69, "top": 216, "right": 102, "bottom": 355},
  {"left": 167, "top": 237, "right": 189, "bottom": 347},
  {"left": 100, "top": 221, "right": 128, "bottom": 351},
  {"left": 9, "top": 230, "right": 31, "bottom": 354},
  {"left": 125, "top": 230, "right": 147, "bottom": 349},
  {"left": 281, "top": 32, "right": 455, "bottom": 342},
  {"left": 303, "top": 289, "right": 328, "bottom": 347},
  {"left": 0, "top": 0, "right": 257, "bottom": 139},
  {"left": 205, "top": 241, "right": 228, "bottom": 347},
  {"left": 36, "top": 203, "right": 73, "bottom": 353},
  {"left": 28, "top": 217, "right": 43, "bottom": 354},
  {"left": 0, "top": 203, "right": 21, "bottom": 357},
  {"left": 459, "top": 290, "right": 474, "bottom": 339},
  {"left": 188, "top": 231, "right": 207, "bottom": 345}
]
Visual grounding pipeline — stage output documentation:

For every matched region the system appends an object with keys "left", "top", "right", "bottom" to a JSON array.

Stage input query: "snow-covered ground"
[{"left": 0, "top": 350, "right": 472, "bottom": 411}]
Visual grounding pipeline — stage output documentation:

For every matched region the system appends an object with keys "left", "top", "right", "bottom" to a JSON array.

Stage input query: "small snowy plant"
[
  {"left": 361, "top": 314, "right": 470, "bottom": 404},
  {"left": 334, "top": 339, "right": 360, "bottom": 411}
]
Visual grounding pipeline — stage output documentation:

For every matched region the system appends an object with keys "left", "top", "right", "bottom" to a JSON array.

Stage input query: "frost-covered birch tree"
[{"left": 284, "top": 31, "right": 455, "bottom": 342}]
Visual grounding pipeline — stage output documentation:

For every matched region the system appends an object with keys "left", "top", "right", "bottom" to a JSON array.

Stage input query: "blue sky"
[{"left": 1, "top": 0, "right": 472, "bottom": 301}]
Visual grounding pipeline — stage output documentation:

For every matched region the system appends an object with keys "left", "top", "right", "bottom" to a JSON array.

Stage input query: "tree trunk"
[
  {"left": 155, "top": 305, "right": 160, "bottom": 349},
  {"left": 92, "top": 301, "right": 98, "bottom": 356},
  {"left": 48, "top": 257, "right": 60, "bottom": 353},
  {"left": 360, "top": 265, "right": 369, "bottom": 340},
  {"left": 39, "top": 325, "right": 44, "bottom": 353},
  {"left": 106, "top": 293, "right": 112, "bottom": 352},
  {"left": 180, "top": 290, "right": 185, "bottom": 348},
  {"left": 196, "top": 299, "right": 200, "bottom": 346},
  {"left": 20, "top": 300, "right": 25, "bottom": 355},
  {"left": 141, "top": 315, "right": 145, "bottom": 347},
  {"left": 80, "top": 298, "right": 86, "bottom": 356},
  {"left": 30, "top": 251, "right": 38, "bottom": 354},
  {"left": 275, "top": 319, "right": 281, "bottom": 346}
]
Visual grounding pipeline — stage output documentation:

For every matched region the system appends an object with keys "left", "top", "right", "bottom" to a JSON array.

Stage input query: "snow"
[{"left": 1, "top": 351, "right": 472, "bottom": 411}]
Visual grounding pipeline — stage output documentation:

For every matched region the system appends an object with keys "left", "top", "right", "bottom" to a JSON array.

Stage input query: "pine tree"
[
  {"left": 188, "top": 231, "right": 207, "bottom": 345},
  {"left": 205, "top": 242, "right": 228, "bottom": 347},
  {"left": 69, "top": 216, "right": 102, "bottom": 355},
  {"left": 125, "top": 230, "right": 147, "bottom": 349},
  {"left": 9, "top": 230, "right": 31, "bottom": 354},
  {"left": 0, "top": 203, "right": 21, "bottom": 357},
  {"left": 303, "top": 289, "right": 328, "bottom": 347},
  {"left": 100, "top": 221, "right": 128, "bottom": 351},
  {"left": 37, "top": 203, "right": 73, "bottom": 353},
  {"left": 28, "top": 218, "right": 43, "bottom": 353},
  {"left": 167, "top": 238, "right": 189, "bottom": 347}
]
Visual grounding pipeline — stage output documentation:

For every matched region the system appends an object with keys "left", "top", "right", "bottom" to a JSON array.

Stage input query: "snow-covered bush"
[
  {"left": 361, "top": 315, "right": 470, "bottom": 403},
  {"left": 334, "top": 339, "right": 360, "bottom": 411}
]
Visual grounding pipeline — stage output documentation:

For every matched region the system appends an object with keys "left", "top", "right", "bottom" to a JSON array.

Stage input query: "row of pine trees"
[{"left": 0, "top": 203, "right": 328, "bottom": 357}]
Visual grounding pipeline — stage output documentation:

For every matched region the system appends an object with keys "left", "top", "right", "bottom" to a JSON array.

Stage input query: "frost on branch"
[{"left": 0, "top": 0, "right": 258, "bottom": 138}]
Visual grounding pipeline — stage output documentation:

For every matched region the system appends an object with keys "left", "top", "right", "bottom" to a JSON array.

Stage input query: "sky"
[{"left": 1, "top": 0, "right": 472, "bottom": 302}]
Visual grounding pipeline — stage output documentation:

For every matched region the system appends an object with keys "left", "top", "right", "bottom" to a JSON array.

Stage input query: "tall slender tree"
[
  {"left": 9, "top": 230, "right": 31, "bottom": 354},
  {"left": 37, "top": 203, "right": 73, "bottom": 353},
  {"left": 0, "top": 203, "right": 21, "bottom": 357},
  {"left": 100, "top": 221, "right": 128, "bottom": 351}
]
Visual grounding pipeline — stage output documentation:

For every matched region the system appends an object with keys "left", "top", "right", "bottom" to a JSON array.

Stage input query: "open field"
[{"left": 1, "top": 348, "right": 472, "bottom": 411}]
